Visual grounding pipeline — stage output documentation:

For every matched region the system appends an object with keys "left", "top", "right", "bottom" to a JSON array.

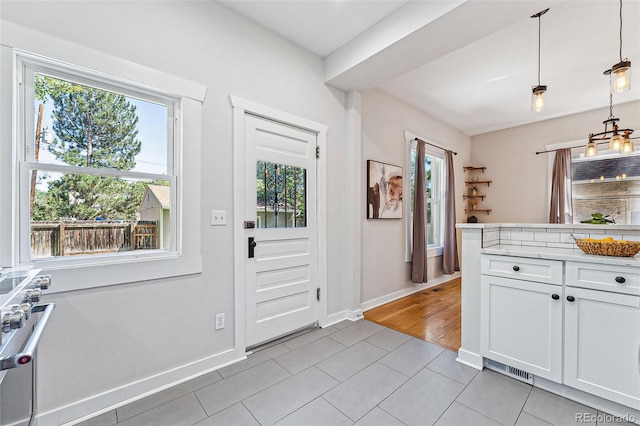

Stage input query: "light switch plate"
[{"left": 211, "top": 210, "right": 226, "bottom": 226}]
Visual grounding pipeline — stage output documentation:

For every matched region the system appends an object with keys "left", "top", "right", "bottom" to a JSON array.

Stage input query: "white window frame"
[
  {"left": 17, "top": 56, "right": 179, "bottom": 264},
  {"left": 0, "top": 26, "right": 205, "bottom": 292},
  {"left": 404, "top": 131, "right": 445, "bottom": 262}
]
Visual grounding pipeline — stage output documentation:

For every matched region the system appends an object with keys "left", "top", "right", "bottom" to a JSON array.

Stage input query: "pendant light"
[
  {"left": 609, "top": 0, "right": 631, "bottom": 93},
  {"left": 586, "top": 87, "right": 635, "bottom": 157},
  {"left": 531, "top": 8, "right": 549, "bottom": 112},
  {"left": 621, "top": 133, "right": 635, "bottom": 153},
  {"left": 585, "top": 136, "right": 598, "bottom": 157}
]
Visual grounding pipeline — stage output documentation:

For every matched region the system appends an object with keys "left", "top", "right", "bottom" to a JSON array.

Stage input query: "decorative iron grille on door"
[{"left": 256, "top": 161, "right": 306, "bottom": 228}]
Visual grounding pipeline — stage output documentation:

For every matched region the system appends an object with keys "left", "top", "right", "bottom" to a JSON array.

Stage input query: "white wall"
[
  {"left": 470, "top": 101, "right": 640, "bottom": 223},
  {"left": 0, "top": 2, "right": 351, "bottom": 423},
  {"left": 360, "top": 88, "right": 471, "bottom": 306}
]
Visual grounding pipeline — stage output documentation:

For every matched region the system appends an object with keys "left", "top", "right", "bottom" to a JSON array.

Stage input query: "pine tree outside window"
[{"left": 18, "top": 59, "right": 177, "bottom": 262}]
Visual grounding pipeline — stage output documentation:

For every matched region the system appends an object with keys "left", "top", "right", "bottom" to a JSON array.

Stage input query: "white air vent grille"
[{"left": 484, "top": 359, "right": 534, "bottom": 384}]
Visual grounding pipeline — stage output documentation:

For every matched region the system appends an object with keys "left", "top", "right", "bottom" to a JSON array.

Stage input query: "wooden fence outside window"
[{"left": 30, "top": 220, "right": 158, "bottom": 258}]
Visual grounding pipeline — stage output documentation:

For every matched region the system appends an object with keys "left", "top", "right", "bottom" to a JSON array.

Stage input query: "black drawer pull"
[
  {"left": 615, "top": 276, "right": 626, "bottom": 284},
  {"left": 566, "top": 295, "right": 575, "bottom": 302},
  {"left": 512, "top": 266, "right": 520, "bottom": 272},
  {"left": 551, "top": 294, "right": 560, "bottom": 300}
]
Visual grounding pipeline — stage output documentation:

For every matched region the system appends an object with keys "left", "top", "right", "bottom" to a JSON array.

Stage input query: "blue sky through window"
[{"left": 36, "top": 87, "right": 168, "bottom": 176}]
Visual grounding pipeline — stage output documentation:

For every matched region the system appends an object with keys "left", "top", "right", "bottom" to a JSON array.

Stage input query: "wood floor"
[{"left": 363, "top": 277, "right": 461, "bottom": 352}]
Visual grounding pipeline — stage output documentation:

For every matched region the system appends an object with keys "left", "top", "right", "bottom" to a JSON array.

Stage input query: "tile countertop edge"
[
  {"left": 456, "top": 223, "right": 640, "bottom": 231},
  {"left": 481, "top": 245, "right": 640, "bottom": 267}
]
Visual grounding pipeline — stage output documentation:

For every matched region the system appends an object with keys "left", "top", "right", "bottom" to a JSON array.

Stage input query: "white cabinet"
[
  {"left": 481, "top": 255, "right": 640, "bottom": 410},
  {"left": 481, "top": 275, "right": 563, "bottom": 381},
  {"left": 564, "top": 265, "right": 640, "bottom": 410}
]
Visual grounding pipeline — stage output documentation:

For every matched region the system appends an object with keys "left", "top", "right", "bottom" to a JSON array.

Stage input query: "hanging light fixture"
[
  {"left": 531, "top": 8, "right": 549, "bottom": 112},
  {"left": 608, "top": 0, "right": 631, "bottom": 93},
  {"left": 586, "top": 88, "right": 636, "bottom": 157}
]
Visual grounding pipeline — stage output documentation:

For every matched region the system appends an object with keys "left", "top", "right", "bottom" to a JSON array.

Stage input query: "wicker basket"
[{"left": 574, "top": 239, "right": 640, "bottom": 257}]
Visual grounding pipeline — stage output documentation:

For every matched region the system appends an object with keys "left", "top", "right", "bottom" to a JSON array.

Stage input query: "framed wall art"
[{"left": 367, "top": 160, "right": 403, "bottom": 219}]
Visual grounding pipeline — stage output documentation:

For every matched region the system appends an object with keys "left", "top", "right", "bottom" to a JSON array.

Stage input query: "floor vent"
[{"left": 484, "top": 359, "right": 534, "bottom": 384}]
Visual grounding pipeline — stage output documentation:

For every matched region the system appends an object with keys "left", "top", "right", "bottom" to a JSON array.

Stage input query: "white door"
[
  {"left": 481, "top": 275, "right": 563, "bottom": 382},
  {"left": 564, "top": 287, "right": 640, "bottom": 409},
  {"left": 244, "top": 114, "right": 318, "bottom": 347}
]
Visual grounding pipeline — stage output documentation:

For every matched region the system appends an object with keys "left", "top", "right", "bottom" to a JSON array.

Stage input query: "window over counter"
[
  {"left": 571, "top": 150, "right": 640, "bottom": 225},
  {"left": 19, "top": 59, "right": 177, "bottom": 262},
  {"left": 405, "top": 134, "right": 444, "bottom": 260}
]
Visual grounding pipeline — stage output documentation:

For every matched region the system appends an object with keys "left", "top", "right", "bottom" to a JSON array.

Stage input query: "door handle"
[
  {"left": 0, "top": 303, "right": 55, "bottom": 371},
  {"left": 248, "top": 237, "right": 257, "bottom": 258}
]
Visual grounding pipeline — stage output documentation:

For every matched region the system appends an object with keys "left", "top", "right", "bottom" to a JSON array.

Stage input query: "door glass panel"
[{"left": 256, "top": 161, "right": 306, "bottom": 228}]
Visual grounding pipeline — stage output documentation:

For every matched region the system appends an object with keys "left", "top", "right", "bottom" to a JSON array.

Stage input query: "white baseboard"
[
  {"left": 46, "top": 348, "right": 245, "bottom": 426},
  {"left": 324, "top": 309, "right": 364, "bottom": 327},
  {"left": 456, "top": 348, "right": 483, "bottom": 370},
  {"left": 361, "top": 272, "right": 461, "bottom": 312}
]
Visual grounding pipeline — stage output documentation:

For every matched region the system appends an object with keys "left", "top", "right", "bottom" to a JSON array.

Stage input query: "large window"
[
  {"left": 406, "top": 137, "right": 444, "bottom": 259},
  {"left": 571, "top": 150, "right": 640, "bottom": 225},
  {"left": 18, "top": 58, "right": 177, "bottom": 263}
]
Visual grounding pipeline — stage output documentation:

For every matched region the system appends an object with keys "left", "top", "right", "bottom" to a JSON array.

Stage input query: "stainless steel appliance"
[{"left": 0, "top": 268, "right": 54, "bottom": 426}]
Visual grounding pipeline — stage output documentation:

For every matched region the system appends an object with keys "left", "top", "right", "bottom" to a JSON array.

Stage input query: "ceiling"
[{"left": 220, "top": 0, "right": 640, "bottom": 136}]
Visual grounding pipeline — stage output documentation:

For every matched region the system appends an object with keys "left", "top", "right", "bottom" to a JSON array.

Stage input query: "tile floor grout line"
[
  {"left": 191, "top": 390, "right": 209, "bottom": 423},
  {"left": 429, "top": 378, "right": 478, "bottom": 426},
  {"left": 240, "top": 400, "right": 262, "bottom": 426}
]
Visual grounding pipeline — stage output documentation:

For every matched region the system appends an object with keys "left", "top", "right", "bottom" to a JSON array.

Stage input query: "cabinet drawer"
[
  {"left": 566, "top": 262, "right": 640, "bottom": 296},
  {"left": 481, "top": 254, "right": 562, "bottom": 285}
]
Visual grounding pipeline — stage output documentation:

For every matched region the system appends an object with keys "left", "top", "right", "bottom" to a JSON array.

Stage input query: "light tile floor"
[{"left": 78, "top": 320, "right": 636, "bottom": 426}]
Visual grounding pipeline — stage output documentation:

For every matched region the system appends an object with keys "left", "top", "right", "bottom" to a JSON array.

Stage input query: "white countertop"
[
  {"left": 481, "top": 244, "right": 640, "bottom": 267},
  {"left": 456, "top": 223, "right": 640, "bottom": 231}
]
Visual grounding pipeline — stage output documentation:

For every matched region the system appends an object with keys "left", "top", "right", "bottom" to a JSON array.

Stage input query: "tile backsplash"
[{"left": 482, "top": 226, "right": 640, "bottom": 249}]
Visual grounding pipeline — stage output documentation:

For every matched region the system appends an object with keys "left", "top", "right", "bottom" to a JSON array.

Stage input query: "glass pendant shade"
[
  {"left": 621, "top": 138, "right": 635, "bottom": 154},
  {"left": 531, "top": 85, "right": 547, "bottom": 112},
  {"left": 609, "top": 133, "right": 623, "bottom": 151},
  {"left": 611, "top": 61, "right": 631, "bottom": 93},
  {"left": 585, "top": 140, "right": 598, "bottom": 157}
]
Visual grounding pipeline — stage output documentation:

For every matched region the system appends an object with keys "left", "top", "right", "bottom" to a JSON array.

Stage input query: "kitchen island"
[{"left": 456, "top": 223, "right": 640, "bottom": 422}]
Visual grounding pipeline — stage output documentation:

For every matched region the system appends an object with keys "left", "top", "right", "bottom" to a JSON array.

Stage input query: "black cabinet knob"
[
  {"left": 566, "top": 295, "right": 575, "bottom": 302},
  {"left": 615, "top": 276, "right": 626, "bottom": 284},
  {"left": 512, "top": 266, "right": 520, "bottom": 272},
  {"left": 551, "top": 294, "right": 560, "bottom": 300}
]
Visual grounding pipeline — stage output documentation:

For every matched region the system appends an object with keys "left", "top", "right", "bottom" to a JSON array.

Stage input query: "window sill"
[
  {"left": 406, "top": 246, "right": 443, "bottom": 263},
  {"left": 31, "top": 251, "right": 202, "bottom": 293},
  {"left": 428, "top": 246, "right": 444, "bottom": 258}
]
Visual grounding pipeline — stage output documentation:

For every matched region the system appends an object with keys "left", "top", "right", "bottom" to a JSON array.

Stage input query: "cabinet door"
[
  {"left": 564, "top": 287, "right": 640, "bottom": 410},
  {"left": 481, "top": 275, "right": 562, "bottom": 382}
]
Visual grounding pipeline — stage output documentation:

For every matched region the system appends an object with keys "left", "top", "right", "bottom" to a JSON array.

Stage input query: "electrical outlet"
[
  {"left": 211, "top": 210, "right": 226, "bottom": 226},
  {"left": 215, "top": 313, "right": 225, "bottom": 330}
]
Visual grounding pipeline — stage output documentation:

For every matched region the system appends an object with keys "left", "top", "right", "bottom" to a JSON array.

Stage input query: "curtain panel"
[
  {"left": 442, "top": 150, "right": 459, "bottom": 274},
  {"left": 549, "top": 148, "right": 573, "bottom": 224},
  {"left": 411, "top": 140, "right": 428, "bottom": 283}
]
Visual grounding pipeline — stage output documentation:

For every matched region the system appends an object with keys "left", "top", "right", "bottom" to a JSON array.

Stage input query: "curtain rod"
[
  {"left": 412, "top": 138, "right": 457, "bottom": 155},
  {"left": 535, "top": 136, "right": 640, "bottom": 155}
]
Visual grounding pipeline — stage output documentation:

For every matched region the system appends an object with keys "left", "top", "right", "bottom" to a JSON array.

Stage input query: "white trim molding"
[{"left": 45, "top": 349, "right": 243, "bottom": 426}]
